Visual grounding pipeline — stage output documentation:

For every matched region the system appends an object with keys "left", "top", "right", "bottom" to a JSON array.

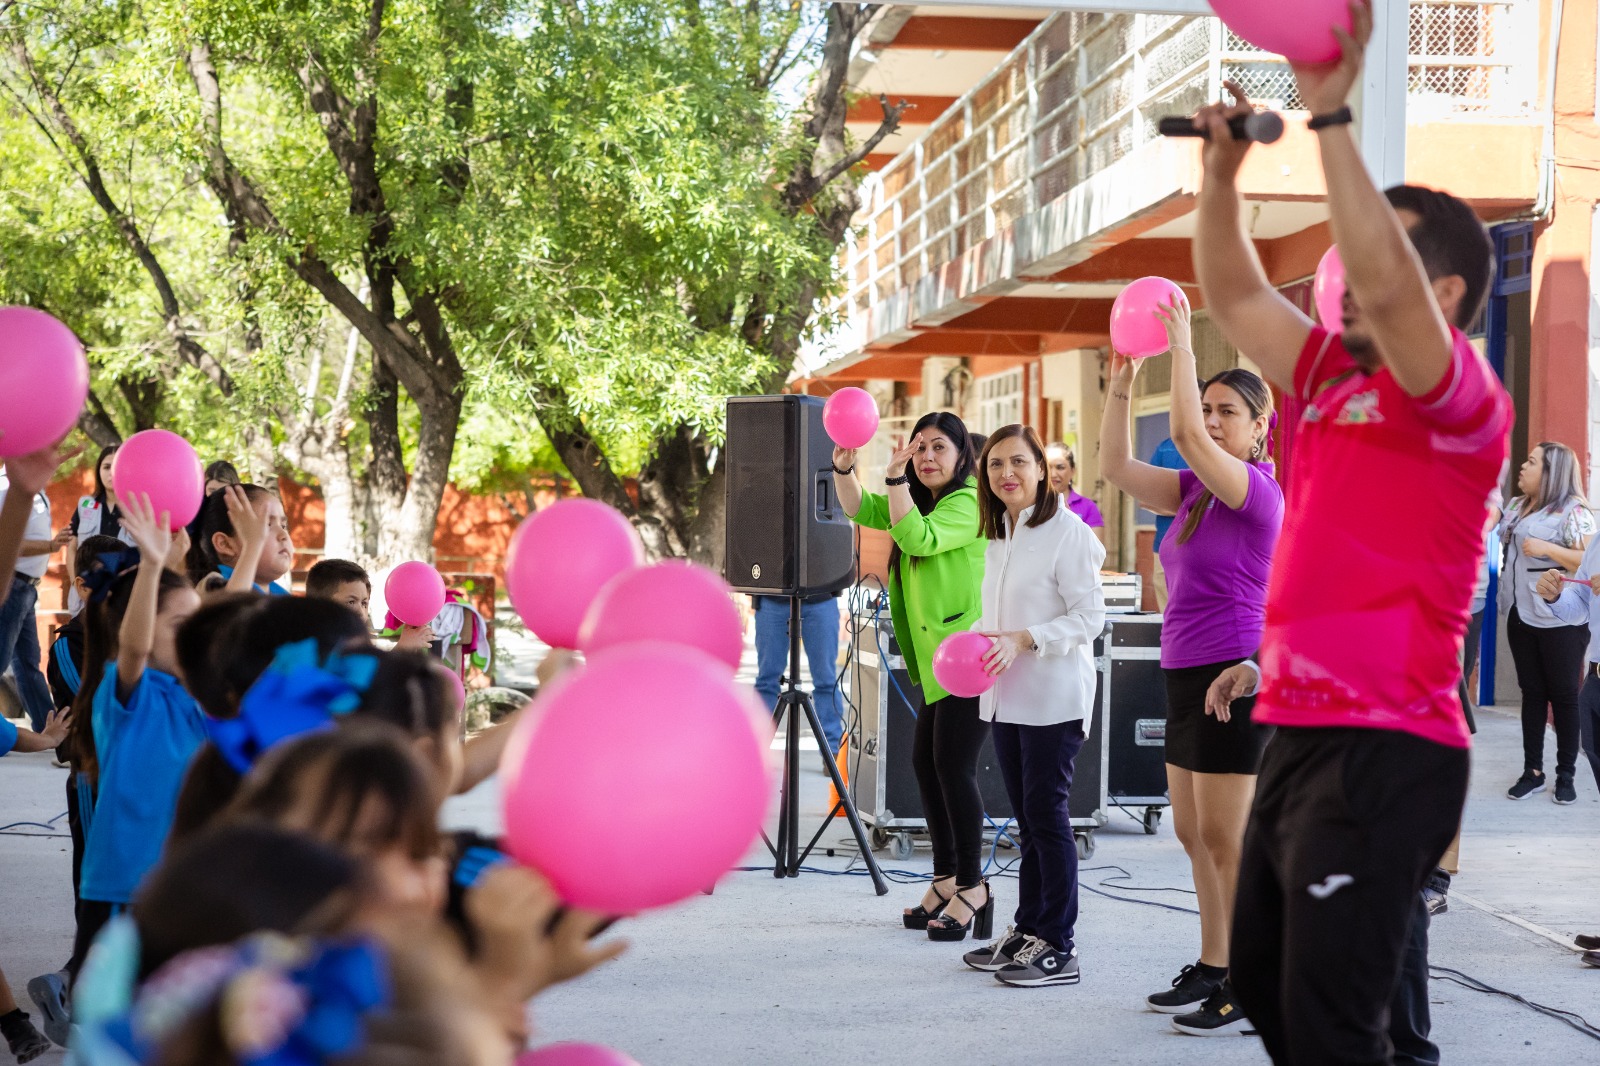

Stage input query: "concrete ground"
[{"left": 3, "top": 685, "right": 1596, "bottom": 1064}]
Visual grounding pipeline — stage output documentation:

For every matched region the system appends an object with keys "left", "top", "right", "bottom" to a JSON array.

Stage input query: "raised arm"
[
  {"left": 831, "top": 446, "right": 864, "bottom": 518},
  {"left": 885, "top": 434, "right": 921, "bottom": 525},
  {"left": 1099, "top": 355, "right": 1182, "bottom": 516},
  {"left": 1293, "top": 4, "right": 1452, "bottom": 397},
  {"left": 1159, "top": 297, "right": 1256, "bottom": 510},
  {"left": 0, "top": 441, "right": 80, "bottom": 584},
  {"left": 1192, "top": 83, "right": 1315, "bottom": 391},
  {"left": 220, "top": 485, "right": 267, "bottom": 594},
  {"left": 116, "top": 493, "right": 173, "bottom": 696}
]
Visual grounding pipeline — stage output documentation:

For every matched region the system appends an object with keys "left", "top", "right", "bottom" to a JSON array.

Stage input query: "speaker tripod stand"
[{"left": 764, "top": 595, "right": 887, "bottom": 895}]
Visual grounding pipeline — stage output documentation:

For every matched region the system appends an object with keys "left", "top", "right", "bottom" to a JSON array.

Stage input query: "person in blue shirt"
[
  {"left": 1148, "top": 437, "right": 1190, "bottom": 611},
  {"left": 73, "top": 492, "right": 205, "bottom": 977},
  {"left": 186, "top": 484, "right": 295, "bottom": 595}
]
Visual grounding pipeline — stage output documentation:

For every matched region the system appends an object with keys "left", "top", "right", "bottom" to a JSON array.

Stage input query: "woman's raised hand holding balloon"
[
  {"left": 832, "top": 446, "right": 857, "bottom": 472},
  {"left": 1154, "top": 294, "right": 1193, "bottom": 356},
  {"left": 0, "top": 436, "right": 82, "bottom": 496}
]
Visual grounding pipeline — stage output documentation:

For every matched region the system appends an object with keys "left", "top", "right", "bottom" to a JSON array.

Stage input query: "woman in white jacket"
[{"left": 961, "top": 424, "right": 1107, "bottom": 988}]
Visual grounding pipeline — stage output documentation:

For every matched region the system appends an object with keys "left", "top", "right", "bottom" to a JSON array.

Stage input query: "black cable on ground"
[{"left": 1428, "top": 965, "right": 1600, "bottom": 1043}]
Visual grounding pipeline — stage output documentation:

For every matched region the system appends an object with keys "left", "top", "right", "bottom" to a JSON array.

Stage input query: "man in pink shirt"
[{"left": 1189, "top": 6, "right": 1511, "bottom": 1064}]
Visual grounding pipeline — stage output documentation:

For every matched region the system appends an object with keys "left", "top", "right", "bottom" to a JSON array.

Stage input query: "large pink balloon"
[
  {"left": 0, "top": 307, "right": 89, "bottom": 457},
  {"left": 578, "top": 561, "right": 743, "bottom": 674},
  {"left": 112, "top": 430, "right": 203, "bottom": 532},
  {"left": 506, "top": 499, "right": 643, "bottom": 649},
  {"left": 1110, "top": 277, "right": 1188, "bottom": 359},
  {"left": 1210, "top": 0, "right": 1354, "bottom": 64},
  {"left": 386, "top": 561, "right": 447, "bottom": 626},
  {"left": 517, "top": 1045, "right": 639, "bottom": 1066},
  {"left": 822, "top": 387, "right": 879, "bottom": 449},
  {"left": 1313, "top": 246, "right": 1346, "bottom": 331},
  {"left": 932, "top": 630, "right": 997, "bottom": 699},
  {"left": 499, "top": 642, "right": 772, "bottom": 914}
]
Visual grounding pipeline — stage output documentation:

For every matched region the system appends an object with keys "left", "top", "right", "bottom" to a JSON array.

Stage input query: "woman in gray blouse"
[{"left": 1498, "top": 441, "right": 1595, "bottom": 804}]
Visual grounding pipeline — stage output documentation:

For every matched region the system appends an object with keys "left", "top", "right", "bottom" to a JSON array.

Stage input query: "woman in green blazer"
[{"left": 834, "top": 410, "right": 989, "bottom": 940}]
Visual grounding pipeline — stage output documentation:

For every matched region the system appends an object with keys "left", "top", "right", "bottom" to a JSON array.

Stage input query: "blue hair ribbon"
[
  {"left": 81, "top": 547, "right": 143, "bottom": 605},
  {"left": 245, "top": 940, "right": 390, "bottom": 1066},
  {"left": 206, "top": 639, "right": 379, "bottom": 774}
]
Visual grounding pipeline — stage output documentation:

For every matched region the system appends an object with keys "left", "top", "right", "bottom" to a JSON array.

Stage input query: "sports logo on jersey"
[{"left": 1334, "top": 390, "right": 1384, "bottom": 426}]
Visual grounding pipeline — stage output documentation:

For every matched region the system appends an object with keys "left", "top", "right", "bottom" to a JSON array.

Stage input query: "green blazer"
[{"left": 853, "top": 479, "right": 986, "bottom": 703}]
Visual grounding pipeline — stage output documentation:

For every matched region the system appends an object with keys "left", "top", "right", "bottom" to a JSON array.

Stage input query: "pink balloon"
[
  {"left": 1314, "top": 246, "right": 1346, "bottom": 331},
  {"left": 932, "top": 630, "right": 997, "bottom": 699},
  {"left": 1210, "top": 0, "right": 1354, "bottom": 64},
  {"left": 1110, "top": 277, "right": 1188, "bottom": 359},
  {"left": 0, "top": 307, "right": 89, "bottom": 457},
  {"left": 518, "top": 1045, "right": 639, "bottom": 1066},
  {"left": 386, "top": 561, "right": 447, "bottom": 627},
  {"left": 498, "top": 642, "right": 772, "bottom": 914},
  {"left": 112, "top": 430, "right": 203, "bottom": 532},
  {"left": 578, "top": 561, "right": 743, "bottom": 674},
  {"left": 822, "top": 387, "right": 879, "bottom": 449},
  {"left": 506, "top": 499, "right": 643, "bottom": 649}
]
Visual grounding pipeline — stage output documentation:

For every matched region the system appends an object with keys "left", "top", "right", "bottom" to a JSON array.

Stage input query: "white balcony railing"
[{"left": 818, "top": 1, "right": 1537, "bottom": 367}]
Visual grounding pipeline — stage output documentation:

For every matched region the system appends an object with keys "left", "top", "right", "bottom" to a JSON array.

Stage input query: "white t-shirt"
[{"left": 0, "top": 473, "right": 53, "bottom": 578}]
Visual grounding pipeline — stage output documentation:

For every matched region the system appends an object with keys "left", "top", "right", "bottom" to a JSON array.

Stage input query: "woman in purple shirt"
[
  {"left": 1045, "top": 443, "right": 1105, "bottom": 545},
  {"left": 1100, "top": 296, "right": 1283, "bottom": 1036}
]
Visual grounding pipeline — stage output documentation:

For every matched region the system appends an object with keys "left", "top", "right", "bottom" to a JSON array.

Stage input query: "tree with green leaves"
[{"left": 0, "top": 1, "right": 903, "bottom": 564}]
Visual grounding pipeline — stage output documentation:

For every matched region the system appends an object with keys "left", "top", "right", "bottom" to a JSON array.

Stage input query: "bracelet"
[
  {"left": 885, "top": 473, "right": 911, "bottom": 487},
  {"left": 1308, "top": 106, "right": 1354, "bottom": 131},
  {"left": 831, "top": 463, "right": 854, "bottom": 476}
]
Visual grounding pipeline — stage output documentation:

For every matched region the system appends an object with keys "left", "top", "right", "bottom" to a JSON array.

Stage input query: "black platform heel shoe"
[
  {"left": 903, "top": 881, "right": 956, "bottom": 930},
  {"left": 928, "top": 881, "right": 993, "bottom": 943}
]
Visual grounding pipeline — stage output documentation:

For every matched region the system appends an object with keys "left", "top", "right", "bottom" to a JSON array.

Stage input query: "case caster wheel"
[
  {"left": 869, "top": 828, "right": 891, "bottom": 852},
  {"left": 1075, "top": 832, "right": 1095, "bottom": 861},
  {"left": 1143, "top": 808, "right": 1162, "bottom": 835},
  {"left": 890, "top": 833, "right": 915, "bottom": 861}
]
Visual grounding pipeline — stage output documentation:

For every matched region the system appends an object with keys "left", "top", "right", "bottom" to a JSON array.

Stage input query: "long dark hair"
[
  {"left": 889, "top": 411, "right": 979, "bottom": 575},
  {"left": 185, "top": 483, "right": 274, "bottom": 582},
  {"left": 91, "top": 444, "right": 119, "bottom": 505},
  {"left": 1174, "top": 369, "right": 1272, "bottom": 547},
  {"left": 977, "top": 425, "right": 1060, "bottom": 539},
  {"left": 68, "top": 560, "right": 195, "bottom": 780}
]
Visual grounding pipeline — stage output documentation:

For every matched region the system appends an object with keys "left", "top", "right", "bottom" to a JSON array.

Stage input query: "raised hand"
[
  {"left": 0, "top": 437, "right": 84, "bottom": 495},
  {"left": 119, "top": 492, "right": 172, "bottom": 562},
  {"left": 1193, "top": 79, "right": 1258, "bottom": 184},
  {"left": 1108, "top": 352, "right": 1141, "bottom": 387},
  {"left": 222, "top": 484, "right": 266, "bottom": 549},
  {"left": 1154, "top": 294, "right": 1193, "bottom": 356},
  {"left": 1290, "top": 1, "right": 1372, "bottom": 117},
  {"left": 886, "top": 434, "right": 921, "bottom": 479},
  {"left": 832, "top": 446, "right": 858, "bottom": 473}
]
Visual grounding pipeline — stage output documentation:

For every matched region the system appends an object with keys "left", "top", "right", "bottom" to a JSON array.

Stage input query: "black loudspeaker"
[{"left": 724, "top": 395, "right": 856, "bottom": 596}]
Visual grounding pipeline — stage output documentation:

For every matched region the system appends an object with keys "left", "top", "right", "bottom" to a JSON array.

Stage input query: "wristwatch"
[{"left": 885, "top": 472, "right": 911, "bottom": 487}]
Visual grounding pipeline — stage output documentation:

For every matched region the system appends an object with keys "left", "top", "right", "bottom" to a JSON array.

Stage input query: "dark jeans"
[
  {"left": 1580, "top": 672, "right": 1600, "bottom": 794},
  {"left": 0, "top": 574, "right": 52, "bottom": 730},
  {"left": 912, "top": 694, "right": 988, "bottom": 886},
  {"left": 752, "top": 596, "right": 843, "bottom": 754},
  {"left": 1505, "top": 607, "right": 1587, "bottom": 776},
  {"left": 1456, "top": 610, "right": 1483, "bottom": 732},
  {"left": 992, "top": 718, "right": 1085, "bottom": 953},
  {"left": 1231, "top": 727, "right": 1468, "bottom": 1066},
  {"left": 1389, "top": 895, "right": 1438, "bottom": 1066}
]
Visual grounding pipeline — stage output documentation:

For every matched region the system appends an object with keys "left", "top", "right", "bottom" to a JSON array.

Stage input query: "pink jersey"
[{"left": 1256, "top": 326, "right": 1512, "bottom": 748}]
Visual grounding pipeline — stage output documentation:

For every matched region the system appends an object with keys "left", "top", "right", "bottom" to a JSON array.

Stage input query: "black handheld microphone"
[{"left": 1157, "top": 111, "right": 1285, "bottom": 145}]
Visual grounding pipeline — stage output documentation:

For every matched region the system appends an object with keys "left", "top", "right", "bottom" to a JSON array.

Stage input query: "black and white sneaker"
[
  {"left": 994, "top": 939, "right": 1080, "bottom": 987},
  {"left": 963, "top": 926, "right": 1029, "bottom": 972},
  {"left": 1507, "top": 770, "right": 1546, "bottom": 800},
  {"left": 1172, "top": 981, "right": 1254, "bottom": 1037},
  {"left": 1146, "top": 961, "right": 1224, "bottom": 1014},
  {"left": 1553, "top": 773, "right": 1577, "bottom": 805}
]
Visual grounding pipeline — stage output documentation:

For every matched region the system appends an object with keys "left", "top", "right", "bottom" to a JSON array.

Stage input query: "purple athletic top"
[
  {"left": 1158, "top": 463, "right": 1283, "bottom": 669},
  {"left": 1064, "top": 490, "right": 1104, "bottom": 528}
]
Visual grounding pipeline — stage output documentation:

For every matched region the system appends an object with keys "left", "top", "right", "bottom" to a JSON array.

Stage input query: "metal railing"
[{"left": 819, "top": 1, "right": 1536, "bottom": 365}]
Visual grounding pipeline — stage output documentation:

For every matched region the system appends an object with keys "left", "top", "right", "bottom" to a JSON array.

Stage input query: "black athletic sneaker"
[
  {"left": 1507, "top": 770, "right": 1546, "bottom": 800},
  {"left": 1553, "top": 773, "right": 1577, "bottom": 805},
  {"left": 995, "top": 939, "right": 1080, "bottom": 987},
  {"left": 964, "top": 925, "right": 1029, "bottom": 972},
  {"left": 1172, "top": 981, "right": 1255, "bottom": 1037},
  {"left": 1575, "top": 933, "right": 1600, "bottom": 950},
  {"left": 1583, "top": 949, "right": 1599, "bottom": 969},
  {"left": 0, "top": 1009, "right": 49, "bottom": 1064},
  {"left": 1422, "top": 867, "right": 1450, "bottom": 915},
  {"left": 1146, "top": 962, "right": 1224, "bottom": 1014}
]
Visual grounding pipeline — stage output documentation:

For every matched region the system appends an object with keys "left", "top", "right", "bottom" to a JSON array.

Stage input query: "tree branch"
[{"left": 802, "top": 93, "right": 909, "bottom": 202}]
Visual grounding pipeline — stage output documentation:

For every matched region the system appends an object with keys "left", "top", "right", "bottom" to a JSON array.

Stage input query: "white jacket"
[{"left": 976, "top": 504, "right": 1107, "bottom": 727}]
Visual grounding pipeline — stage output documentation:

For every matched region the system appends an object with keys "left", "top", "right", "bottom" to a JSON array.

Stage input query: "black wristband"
[
  {"left": 885, "top": 473, "right": 911, "bottom": 487},
  {"left": 831, "top": 463, "right": 854, "bottom": 476},
  {"left": 1308, "top": 106, "right": 1354, "bottom": 132}
]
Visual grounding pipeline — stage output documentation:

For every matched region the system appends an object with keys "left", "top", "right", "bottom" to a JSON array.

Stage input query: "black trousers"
[
  {"left": 1580, "top": 672, "right": 1600, "bottom": 793},
  {"left": 911, "top": 694, "right": 988, "bottom": 886},
  {"left": 1505, "top": 607, "right": 1587, "bottom": 776},
  {"left": 67, "top": 900, "right": 116, "bottom": 986},
  {"left": 1389, "top": 895, "right": 1438, "bottom": 1066},
  {"left": 992, "top": 718, "right": 1085, "bottom": 953},
  {"left": 1231, "top": 727, "right": 1468, "bottom": 1066}
]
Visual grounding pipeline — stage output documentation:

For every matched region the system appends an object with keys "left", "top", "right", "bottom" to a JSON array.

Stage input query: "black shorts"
[{"left": 1163, "top": 659, "right": 1271, "bottom": 775}]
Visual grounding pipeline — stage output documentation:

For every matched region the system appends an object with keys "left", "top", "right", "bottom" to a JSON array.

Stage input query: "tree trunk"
[{"left": 382, "top": 388, "right": 461, "bottom": 563}]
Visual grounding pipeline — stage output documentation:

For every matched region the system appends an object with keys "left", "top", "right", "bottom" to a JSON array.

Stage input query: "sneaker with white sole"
[
  {"left": 1172, "top": 981, "right": 1255, "bottom": 1037},
  {"left": 1146, "top": 961, "right": 1224, "bottom": 1014},
  {"left": 1507, "top": 770, "right": 1546, "bottom": 800},
  {"left": 995, "top": 939, "right": 1080, "bottom": 987},
  {"left": 963, "top": 926, "right": 1029, "bottom": 972},
  {"left": 1553, "top": 773, "right": 1577, "bottom": 805}
]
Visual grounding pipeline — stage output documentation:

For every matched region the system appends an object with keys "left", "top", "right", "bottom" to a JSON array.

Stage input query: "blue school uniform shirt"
[
  {"left": 79, "top": 668, "right": 206, "bottom": 904},
  {"left": 215, "top": 563, "right": 289, "bottom": 596},
  {"left": 0, "top": 717, "right": 16, "bottom": 756}
]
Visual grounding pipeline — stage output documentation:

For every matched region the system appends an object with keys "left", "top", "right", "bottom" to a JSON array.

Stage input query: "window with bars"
[{"left": 976, "top": 369, "right": 1024, "bottom": 434}]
